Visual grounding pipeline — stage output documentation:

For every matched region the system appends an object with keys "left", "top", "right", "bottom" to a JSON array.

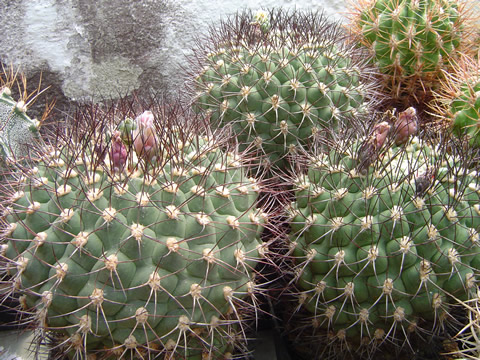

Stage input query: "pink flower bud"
[
  {"left": 133, "top": 111, "right": 158, "bottom": 161},
  {"left": 135, "top": 110, "right": 154, "bottom": 129},
  {"left": 394, "top": 107, "right": 418, "bottom": 145},
  {"left": 110, "top": 131, "right": 127, "bottom": 172}
]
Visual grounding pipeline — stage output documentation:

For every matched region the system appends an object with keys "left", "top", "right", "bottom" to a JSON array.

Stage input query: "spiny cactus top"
[
  {"left": 348, "top": 0, "right": 474, "bottom": 103},
  {"left": 0, "top": 104, "right": 268, "bottom": 359},
  {"left": 191, "top": 9, "right": 381, "bottom": 173},
  {"left": 287, "top": 112, "right": 480, "bottom": 358},
  {"left": 0, "top": 86, "right": 41, "bottom": 161},
  {"left": 431, "top": 54, "right": 480, "bottom": 147}
]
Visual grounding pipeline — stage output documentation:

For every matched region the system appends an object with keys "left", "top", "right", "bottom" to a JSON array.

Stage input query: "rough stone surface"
[{"left": 0, "top": 0, "right": 347, "bottom": 110}]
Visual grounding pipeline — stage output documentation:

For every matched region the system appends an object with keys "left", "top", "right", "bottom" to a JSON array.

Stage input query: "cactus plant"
[
  {"left": 190, "top": 9, "right": 381, "bottom": 174},
  {"left": 347, "top": 0, "right": 476, "bottom": 104},
  {"left": 430, "top": 54, "right": 480, "bottom": 147},
  {"left": 0, "top": 100, "right": 269, "bottom": 359},
  {"left": 286, "top": 109, "right": 480, "bottom": 359}
]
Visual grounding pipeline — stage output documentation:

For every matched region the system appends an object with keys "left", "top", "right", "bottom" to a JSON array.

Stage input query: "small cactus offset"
[
  {"left": 347, "top": 0, "right": 476, "bottom": 104},
  {"left": 286, "top": 110, "right": 480, "bottom": 359},
  {"left": 0, "top": 86, "right": 41, "bottom": 161},
  {"left": 190, "top": 9, "right": 381, "bottom": 173},
  {"left": 431, "top": 54, "right": 480, "bottom": 147},
  {"left": 0, "top": 100, "right": 269, "bottom": 359}
]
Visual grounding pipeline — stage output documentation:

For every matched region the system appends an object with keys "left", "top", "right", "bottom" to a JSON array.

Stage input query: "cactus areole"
[{"left": 0, "top": 108, "right": 267, "bottom": 359}]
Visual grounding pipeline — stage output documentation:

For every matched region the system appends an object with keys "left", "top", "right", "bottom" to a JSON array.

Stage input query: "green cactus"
[
  {"left": 191, "top": 9, "right": 381, "bottom": 173},
  {"left": 431, "top": 54, "right": 480, "bottom": 147},
  {"left": 0, "top": 86, "right": 41, "bottom": 161},
  {"left": 348, "top": 0, "right": 474, "bottom": 103},
  {"left": 286, "top": 110, "right": 480, "bottom": 358},
  {"left": 0, "top": 102, "right": 268, "bottom": 359}
]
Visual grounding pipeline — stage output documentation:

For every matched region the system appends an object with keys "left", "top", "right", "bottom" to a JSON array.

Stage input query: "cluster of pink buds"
[{"left": 109, "top": 110, "right": 159, "bottom": 172}]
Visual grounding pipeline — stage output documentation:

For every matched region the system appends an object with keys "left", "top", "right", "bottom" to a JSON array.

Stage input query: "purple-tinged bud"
[
  {"left": 394, "top": 107, "right": 418, "bottom": 145},
  {"left": 110, "top": 131, "right": 127, "bottom": 173},
  {"left": 133, "top": 111, "right": 158, "bottom": 161},
  {"left": 356, "top": 121, "right": 391, "bottom": 174},
  {"left": 373, "top": 121, "right": 391, "bottom": 149}
]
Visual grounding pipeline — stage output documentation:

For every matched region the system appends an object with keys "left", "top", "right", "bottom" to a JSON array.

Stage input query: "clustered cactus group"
[{"left": 1, "top": 2, "right": 480, "bottom": 360}]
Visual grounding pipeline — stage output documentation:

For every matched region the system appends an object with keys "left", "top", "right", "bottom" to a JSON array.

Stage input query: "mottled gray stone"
[{"left": 0, "top": 0, "right": 347, "bottom": 105}]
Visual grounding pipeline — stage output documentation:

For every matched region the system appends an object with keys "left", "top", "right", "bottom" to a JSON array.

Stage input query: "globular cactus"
[
  {"left": 286, "top": 110, "right": 480, "bottom": 359},
  {"left": 0, "top": 86, "right": 41, "bottom": 161},
  {"left": 0, "top": 100, "right": 269, "bottom": 359},
  {"left": 190, "top": 9, "right": 381, "bottom": 174},
  {"left": 430, "top": 54, "right": 480, "bottom": 147},
  {"left": 347, "top": 0, "right": 476, "bottom": 104}
]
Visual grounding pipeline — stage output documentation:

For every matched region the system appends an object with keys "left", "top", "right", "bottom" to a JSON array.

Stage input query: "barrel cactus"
[
  {"left": 347, "top": 0, "right": 475, "bottom": 104},
  {"left": 0, "top": 101, "right": 268, "bottom": 359},
  {"left": 286, "top": 110, "right": 480, "bottom": 358},
  {"left": 190, "top": 9, "right": 381, "bottom": 173}
]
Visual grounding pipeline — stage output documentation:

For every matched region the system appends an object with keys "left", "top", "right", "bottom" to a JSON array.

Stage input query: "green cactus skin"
[
  {"left": 349, "top": 0, "right": 472, "bottom": 103},
  {"left": 0, "top": 87, "right": 40, "bottom": 161},
  {"left": 191, "top": 9, "right": 381, "bottom": 173},
  {"left": 0, "top": 104, "right": 268, "bottom": 359},
  {"left": 287, "top": 122, "right": 480, "bottom": 358}
]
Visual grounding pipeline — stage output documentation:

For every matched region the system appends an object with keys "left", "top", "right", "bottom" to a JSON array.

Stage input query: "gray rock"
[{"left": 0, "top": 0, "right": 347, "bottom": 106}]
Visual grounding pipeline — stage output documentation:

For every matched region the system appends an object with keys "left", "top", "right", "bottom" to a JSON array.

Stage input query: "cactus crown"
[{"left": 190, "top": 8, "right": 381, "bottom": 174}]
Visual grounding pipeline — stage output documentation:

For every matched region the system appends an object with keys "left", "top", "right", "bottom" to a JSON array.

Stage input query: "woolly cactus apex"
[
  {"left": 286, "top": 113, "right": 480, "bottom": 359},
  {"left": 347, "top": 0, "right": 477, "bottom": 104},
  {"left": 430, "top": 54, "right": 480, "bottom": 146},
  {"left": 251, "top": 9, "right": 270, "bottom": 33},
  {"left": 190, "top": 8, "right": 382, "bottom": 175},
  {"left": 0, "top": 98, "right": 270, "bottom": 359}
]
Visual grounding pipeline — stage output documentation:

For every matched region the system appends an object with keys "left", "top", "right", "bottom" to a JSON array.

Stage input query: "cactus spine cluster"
[
  {"left": 0, "top": 104, "right": 268, "bottom": 359},
  {"left": 192, "top": 9, "right": 380, "bottom": 173},
  {"left": 286, "top": 111, "right": 480, "bottom": 358},
  {"left": 348, "top": 0, "right": 474, "bottom": 103}
]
